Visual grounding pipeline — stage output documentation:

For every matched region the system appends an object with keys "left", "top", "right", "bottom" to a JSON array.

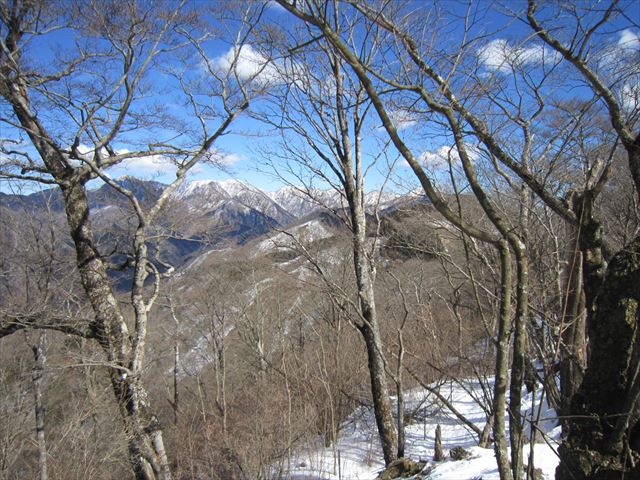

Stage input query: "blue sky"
[{"left": 1, "top": 1, "right": 638, "bottom": 195}]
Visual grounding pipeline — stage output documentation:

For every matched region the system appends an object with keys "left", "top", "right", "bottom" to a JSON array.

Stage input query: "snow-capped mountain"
[
  {"left": 175, "top": 178, "right": 295, "bottom": 226},
  {"left": 175, "top": 178, "right": 230, "bottom": 207},
  {"left": 268, "top": 186, "right": 343, "bottom": 217},
  {"left": 269, "top": 184, "right": 400, "bottom": 218},
  {"left": 1, "top": 177, "right": 424, "bottom": 281}
]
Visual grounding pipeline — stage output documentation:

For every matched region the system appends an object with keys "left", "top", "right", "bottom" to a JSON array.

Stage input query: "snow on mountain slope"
[
  {"left": 175, "top": 178, "right": 227, "bottom": 197},
  {"left": 268, "top": 186, "right": 321, "bottom": 217},
  {"left": 268, "top": 186, "right": 347, "bottom": 217},
  {"left": 174, "top": 179, "right": 230, "bottom": 211},
  {"left": 254, "top": 218, "right": 333, "bottom": 255},
  {"left": 269, "top": 185, "right": 400, "bottom": 218},
  {"left": 364, "top": 190, "right": 401, "bottom": 209},
  {"left": 279, "top": 378, "right": 560, "bottom": 480},
  {"left": 217, "top": 178, "right": 257, "bottom": 197},
  {"left": 129, "top": 179, "right": 405, "bottom": 226},
  {"left": 175, "top": 179, "right": 294, "bottom": 225}
]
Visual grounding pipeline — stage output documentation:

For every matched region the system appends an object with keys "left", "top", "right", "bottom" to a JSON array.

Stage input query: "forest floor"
[{"left": 278, "top": 378, "right": 561, "bottom": 479}]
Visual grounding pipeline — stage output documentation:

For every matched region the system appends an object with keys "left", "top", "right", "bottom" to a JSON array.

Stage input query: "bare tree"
[
  {"left": 276, "top": 0, "right": 640, "bottom": 477},
  {"left": 0, "top": 1, "right": 261, "bottom": 478},
  {"left": 253, "top": 14, "right": 403, "bottom": 463},
  {"left": 29, "top": 333, "right": 48, "bottom": 480},
  {"left": 273, "top": 2, "right": 535, "bottom": 477},
  {"left": 524, "top": 2, "right": 640, "bottom": 477}
]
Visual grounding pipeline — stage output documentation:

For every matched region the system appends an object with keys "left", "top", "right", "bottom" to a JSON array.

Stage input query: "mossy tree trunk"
[{"left": 557, "top": 234, "right": 640, "bottom": 479}]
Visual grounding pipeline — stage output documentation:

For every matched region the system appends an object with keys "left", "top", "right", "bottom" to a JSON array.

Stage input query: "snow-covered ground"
[{"left": 278, "top": 379, "right": 560, "bottom": 479}]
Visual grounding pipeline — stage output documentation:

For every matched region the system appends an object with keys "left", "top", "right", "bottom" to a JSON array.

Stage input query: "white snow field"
[{"left": 276, "top": 378, "right": 561, "bottom": 479}]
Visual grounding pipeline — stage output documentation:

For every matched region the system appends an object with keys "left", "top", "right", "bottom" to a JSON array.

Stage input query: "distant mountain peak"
[
  {"left": 175, "top": 179, "right": 224, "bottom": 197},
  {"left": 170, "top": 179, "right": 405, "bottom": 223},
  {"left": 175, "top": 178, "right": 262, "bottom": 199},
  {"left": 217, "top": 178, "right": 250, "bottom": 189}
]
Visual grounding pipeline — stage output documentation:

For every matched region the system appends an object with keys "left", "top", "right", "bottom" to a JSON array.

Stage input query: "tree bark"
[
  {"left": 360, "top": 323, "right": 398, "bottom": 465},
  {"left": 479, "top": 414, "right": 494, "bottom": 449},
  {"left": 61, "top": 181, "right": 172, "bottom": 480},
  {"left": 396, "top": 331, "right": 406, "bottom": 459},
  {"left": 434, "top": 424, "right": 444, "bottom": 462},
  {"left": 494, "top": 240, "right": 514, "bottom": 480},
  {"left": 352, "top": 216, "right": 398, "bottom": 464},
  {"left": 557, "top": 234, "right": 640, "bottom": 479},
  {"left": 347, "top": 151, "right": 398, "bottom": 464},
  {"left": 32, "top": 335, "right": 48, "bottom": 480},
  {"left": 509, "top": 241, "right": 528, "bottom": 480},
  {"left": 559, "top": 248, "right": 586, "bottom": 420}
]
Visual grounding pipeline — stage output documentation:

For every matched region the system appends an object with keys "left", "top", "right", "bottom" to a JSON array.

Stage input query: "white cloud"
[
  {"left": 212, "top": 44, "right": 280, "bottom": 85},
  {"left": 416, "top": 144, "right": 480, "bottom": 170},
  {"left": 618, "top": 29, "right": 640, "bottom": 53},
  {"left": 73, "top": 144, "right": 241, "bottom": 176},
  {"left": 117, "top": 154, "right": 176, "bottom": 173},
  {"left": 621, "top": 79, "right": 640, "bottom": 112},
  {"left": 519, "top": 43, "right": 557, "bottom": 64},
  {"left": 78, "top": 146, "right": 171, "bottom": 174},
  {"left": 211, "top": 43, "right": 305, "bottom": 89},
  {"left": 73, "top": 143, "right": 108, "bottom": 163},
  {"left": 478, "top": 39, "right": 511, "bottom": 72},
  {"left": 478, "top": 39, "right": 560, "bottom": 73},
  {"left": 208, "top": 151, "right": 242, "bottom": 166},
  {"left": 114, "top": 149, "right": 241, "bottom": 175},
  {"left": 597, "top": 29, "right": 640, "bottom": 70},
  {"left": 388, "top": 108, "right": 419, "bottom": 131}
]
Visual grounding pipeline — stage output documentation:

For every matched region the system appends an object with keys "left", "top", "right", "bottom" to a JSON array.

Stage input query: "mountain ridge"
[{"left": 1, "top": 177, "right": 430, "bottom": 276}]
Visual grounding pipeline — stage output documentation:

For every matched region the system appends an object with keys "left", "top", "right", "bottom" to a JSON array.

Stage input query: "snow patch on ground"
[{"left": 278, "top": 379, "right": 560, "bottom": 480}]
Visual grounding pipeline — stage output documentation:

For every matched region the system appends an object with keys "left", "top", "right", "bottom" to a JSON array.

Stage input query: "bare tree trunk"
[
  {"left": 557, "top": 234, "right": 640, "bottom": 479},
  {"left": 434, "top": 424, "right": 444, "bottom": 462},
  {"left": 559, "top": 249, "right": 586, "bottom": 420},
  {"left": 396, "top": 333, "right": 406, "bottom": 459},
  {"left": 174, "top": 338, "right": 179, "bottom": 428},
  {"left": 62, "top": 182, "right": 171, "bottom": 480},
  {"left": 352, "top": 203, "right": 398, "bottom": 465},
  {"left": 396, "top": 386, "right": 405, "bottom": 459},
  {"left": 168, "top": 299, "right": 180, "bottom": 428},
  {"left": 31, "top": 334, "right": 48, "bottom": 480},
  {"left": 494, "top": 240, "right": 514, "bottom": 480},
  {"left": 359, "top": 320, "right": 398, "bottom": 465},
  {"left": 479, "top": 414, "right": 494, "bottom": 449},
  {"left": 509, "top": 243, "right": 529, "bottom": 480}
]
